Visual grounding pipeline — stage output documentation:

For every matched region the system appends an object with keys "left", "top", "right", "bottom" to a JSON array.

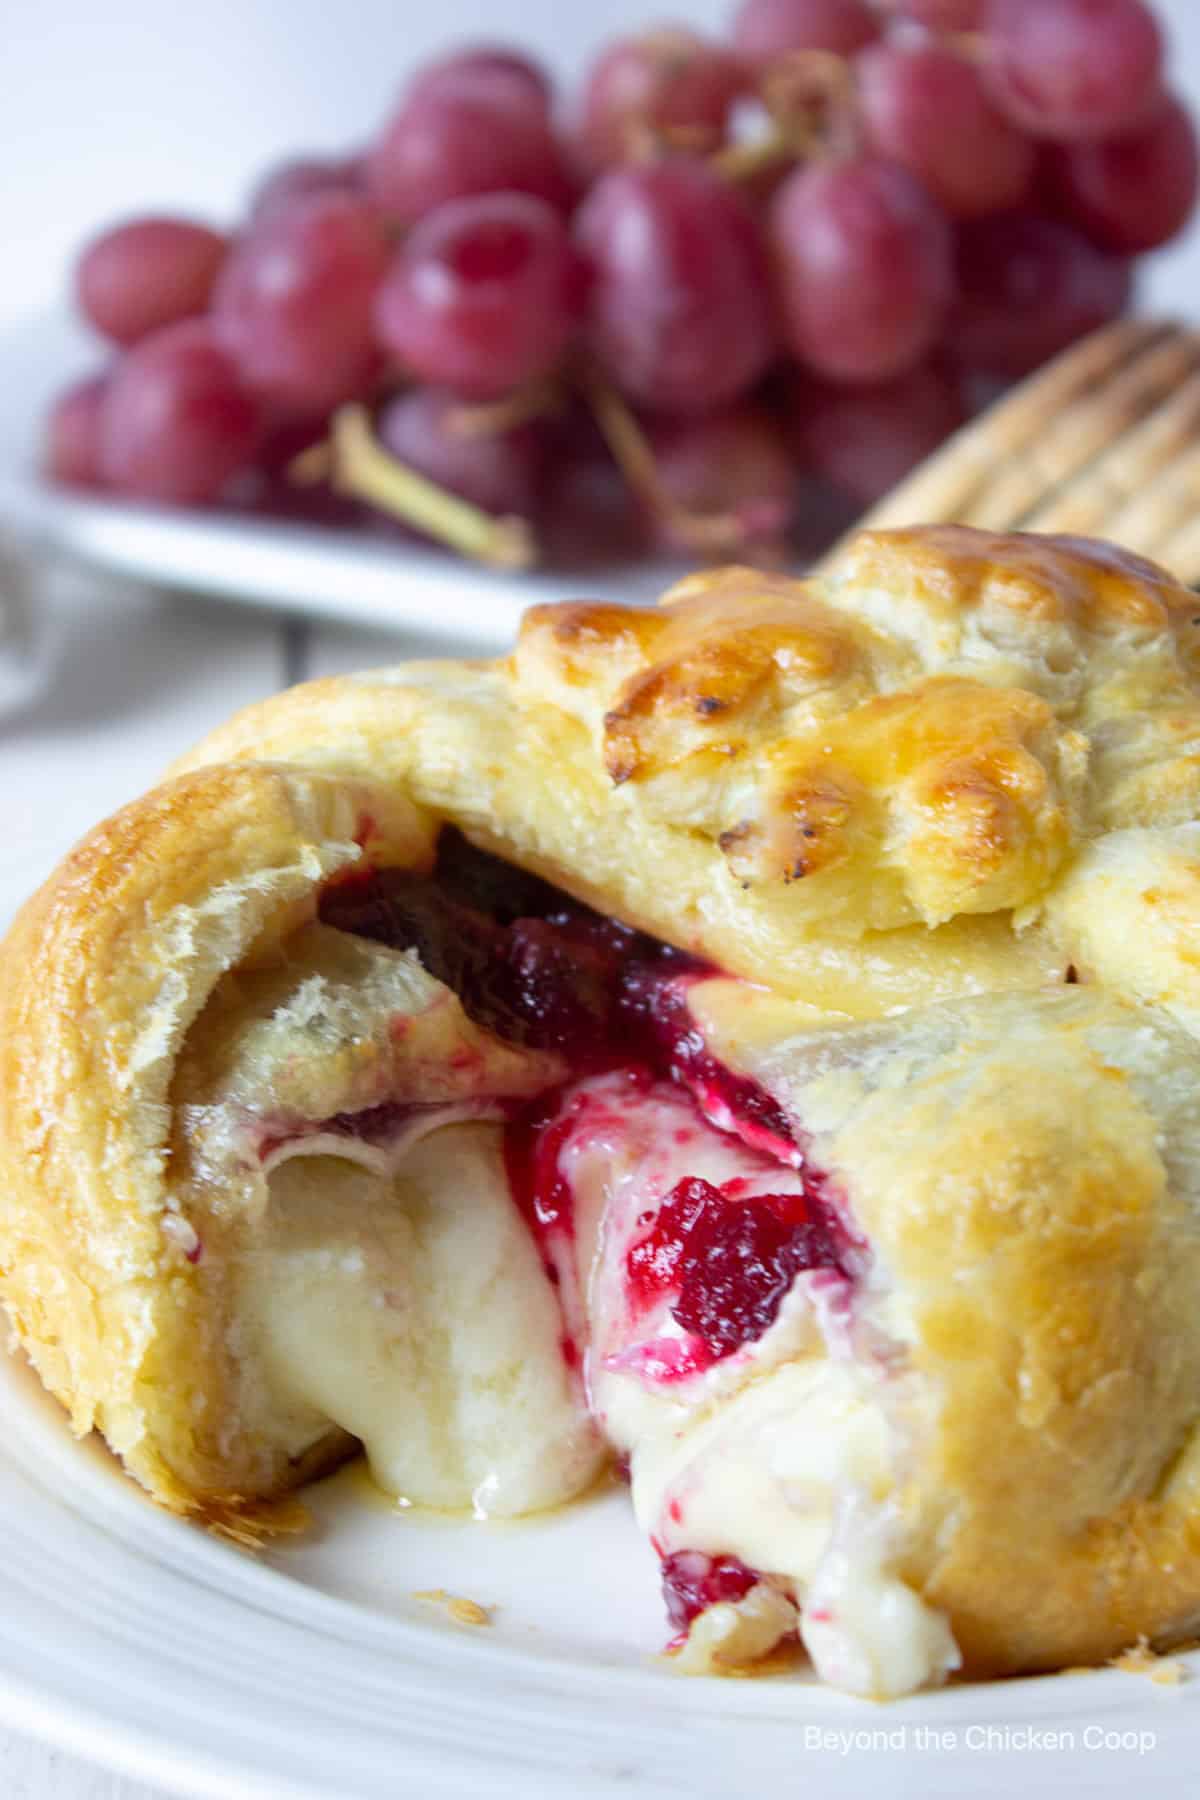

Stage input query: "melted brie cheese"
[
  {"left": 554, "top": 1075, "right": 818, "bottom": 1446},
  {"left": 631, "top": 1356, "right": 958, "bottom": 1698},
  {"left": 546, "top": 1073, "right": 960, "bottom": 1699},
  {"left": 800, "top": 1499, "right": 960, "bottom": 1698},
  {"left": 182, "top": 912, "right": 960, "bottom": 1693},
  {"left": 238, "top": 1121, "right": 605, "bottom": 1516}
]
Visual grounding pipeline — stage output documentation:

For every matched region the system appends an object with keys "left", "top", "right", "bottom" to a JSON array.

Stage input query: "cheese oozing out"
[
  {"left": 537, "top": 1073, "right": 958, "bottom": 1697},
  {"left": 240, "top": 1120, "right": 605, "bottom": 1516},
  {"left": 210, "top": 831, "right": 961, "bottom": 1694}
]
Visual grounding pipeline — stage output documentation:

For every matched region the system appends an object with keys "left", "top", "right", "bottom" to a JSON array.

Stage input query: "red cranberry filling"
[
  {"left": 620, "top": 965, "right": 798, "bottom": 1160},
  {"left": 319, "top": 830, "right": 671, "bottom": 1059},
  {"left": 627, "top": 1175, "right": 851, "bottom": 1359},
  {"left": 319, "top": 829, "right": 798, "bottom": 1151},
  {"left": 501, "top": 1082, "right": 598, "bottom": 1249},
  {"left": 660, "top": 1550, "right": 760, "bottom": 1632},
  {"left": 316, "top": 832, "right": 851, "bottom": 1655},
  {"left": 318, "top": 831, "right": 852, "bottom": 1361}
]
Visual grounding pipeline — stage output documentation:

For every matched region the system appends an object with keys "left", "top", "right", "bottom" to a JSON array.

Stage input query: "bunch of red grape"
[{"left": 45, "top": 0, "right": 1198, "bottom": 572}]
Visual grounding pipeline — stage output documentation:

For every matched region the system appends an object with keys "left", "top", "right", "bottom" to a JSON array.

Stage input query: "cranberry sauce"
[
  {"left": 627, "top": 1175, "right": 852, "bottom": 1360},
  {"left": 319, "top": 830, "right": 832, "bottom": 1319},
  {"left": 622, "top": 964, "right": 798, "bottom": 1162},
  {"left": 501, "top": 1084, "right": 593, "bottom": 1244},
  {"left": 320, "top": 827, "right": 700, "bottom": 1060},
  {"left": 660, "top": 1550, "right": 761, "bottom": 1633},
  {"left": 320, "top": 828, "right": 799, "bottom": 1146}
]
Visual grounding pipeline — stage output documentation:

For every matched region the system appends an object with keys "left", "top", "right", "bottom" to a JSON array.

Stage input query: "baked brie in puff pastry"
[{"left": 4, "top": 524, "right": 1200, "bottom": 1699}]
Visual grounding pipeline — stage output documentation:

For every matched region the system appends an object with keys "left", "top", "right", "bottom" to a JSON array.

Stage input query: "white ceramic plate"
[
  {"left": 0, "top": 312, "right": 678, "bottom": 650},
  {"left": 1, "top": 1337, "right": 1197, "bottom": 1800}
]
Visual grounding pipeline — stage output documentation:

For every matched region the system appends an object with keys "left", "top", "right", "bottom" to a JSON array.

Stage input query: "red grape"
[
  {"left": 255, "top": 412, "right": 335, "bottom": 475},
  {"left": 405, "top": 45, "right": 552, "bottom": 120},
  {"left": 791, "top": 362, "right": 966, "bottom": 505},
  {"left": 243, "top": 415, "right": 364, "bottom": 527},
  {"left": 213, "top": 192, "right": 389, "bottom": 415},
  {"left": 875, "top": 0, "right": 983, "bottom": 25},
  {"left": 731, "top": 0, "right": 880, "bottom": 68},
  {"left": 365, "top": 90, "right": 573, "bottom": 228},
  {"left": 857, "top": 43, "right": 1034, "bottom": 218},
  {"left": 75, "top": 217, "right": 228, "bottom": 348},
  {"left": 538, "top": 410, "right": 649, "bottom": 568},
  {"left": 374, "top": 193, "right": 583, "bottom": 400},
  {"left": 248, "top": 156, "right": 363, "bottom": 225},
  {"left": 1041, "top": 94, "right": 1199, "bottom": 254},
  {"left": 579, "top": 28, "right": 745, "bottom": 169},
  {"left": 984, "top": 0, "right": 1164, "bottom": 143},
  {"left": 44, "top": 374, "right": 109, "bottom": 487},
  {"left": 376, "top": 388, "right": 545, "bottom": 519},
  {"left": 792, "top": 475, "right": 860, "bottom": 560},
  {"left": 949, "top": 211, "right": 1132, "bottom": 378},
  {"left": 45, "top": 3, "right": 1196, "bottom": 572},
  {"left": 769, "top": 155, "right": 953, "bottom": 383},
  {"left": 574, "top": 159, "right": 775, "bottom": 413},
  {"left": 249, "top": 479, "right": 365, "bottom": 531},
  {"left": 97, "top": 320, "right": 261, "bottom": 504},
  {"left": 646, "top": 407, "right": 797, "bottom": 554}
]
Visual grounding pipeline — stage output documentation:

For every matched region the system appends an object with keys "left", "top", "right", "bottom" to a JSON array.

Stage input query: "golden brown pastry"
[
  {"left": 4, "top": 525, "right": 1200, "bottom": 1698},
  {"left": 0, "top": 762, "right": 600, "bottom": 1519}
]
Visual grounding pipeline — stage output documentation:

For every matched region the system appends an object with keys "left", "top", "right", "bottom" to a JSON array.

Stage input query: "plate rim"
[
  {"left": 1, "top": 1345, "right": 1197, "bottom": 1800},
  {"left": 0, "top": 307, "right": 680, "bottom": 646}
]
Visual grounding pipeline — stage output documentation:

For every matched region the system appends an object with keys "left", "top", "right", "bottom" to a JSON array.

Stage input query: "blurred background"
[
  {"left": 6, "top": 0, "right": 1199, "bottom": 328},
  {"left": 5, "top": 1, "right": 729, "bottom": 325}
]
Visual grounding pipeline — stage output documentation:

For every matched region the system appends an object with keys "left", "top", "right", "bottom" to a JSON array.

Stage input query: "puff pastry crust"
[
  {"left": 0, "top": 765, "right": 438, "bottom": 1512},
  {"left": 4, "top": 524, "right": 1200, "bottom": 1691}
]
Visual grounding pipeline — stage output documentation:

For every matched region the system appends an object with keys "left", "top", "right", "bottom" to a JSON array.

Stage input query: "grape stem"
[
  {"left": 629, "top": 119, "right": 724, "bottom": 160},
  {"left": 577, "top": 360, "right": 777, "bottom": 558},
  {"left": 710, "top": 129, "right": 798, "bottom": 184},
  {"left": 289, "top": 404, "right": 537, "bottom": 570},
  {"left": 760, "top": 48, "right": 858, "bottom": 160},
  {"left": 445, "top": 376, "right": 565, "bottom": 439}
]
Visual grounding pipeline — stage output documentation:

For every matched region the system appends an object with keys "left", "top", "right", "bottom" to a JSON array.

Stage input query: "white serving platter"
[{"left": 0, "top": 311, "right": 678, "bottom": 650}]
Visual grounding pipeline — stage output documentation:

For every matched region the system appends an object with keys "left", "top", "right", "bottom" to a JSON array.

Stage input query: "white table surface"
[{"left": 5, "top": 0, "right": 1200, "bottom": 1793}]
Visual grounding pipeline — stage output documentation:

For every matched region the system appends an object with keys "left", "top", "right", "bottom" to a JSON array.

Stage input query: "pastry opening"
[
  {"left": 178, "top": 826, "right": 945, "bottom": 1696},
  {"left": 316, "top": 827, "right": 861, "bottom": 1367},
  {"left": 307, "top": 827, "right": 921, "bottom": 1687},
  {"left": 242, "top": 1130, "right": 605, "bottom": 1517},
  {"left": 318, "top": 826, "right": 799, "bottom": 1151}
]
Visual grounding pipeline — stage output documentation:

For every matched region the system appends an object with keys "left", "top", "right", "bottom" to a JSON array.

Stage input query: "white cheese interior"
[
  {"left": 629, "top": 1355, "right": 958, "bottom": 1697},
  {"left": 179, "top": 916, "right": 960, "bottom": 1694},
  {"left": 552, "top": 1073, "right": 959, "bottom": 1698},
  {"left": 237, "top": 1120, "right": 605, "bottom": 1516},
  {"left": 799, "top": 1494, "right": 960, "bottom": 1698}
]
